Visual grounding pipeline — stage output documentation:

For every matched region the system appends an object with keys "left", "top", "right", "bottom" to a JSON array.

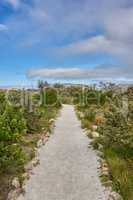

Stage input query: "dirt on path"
[{"left": 18, "top": 105, "right": 108, "bottom": 200}]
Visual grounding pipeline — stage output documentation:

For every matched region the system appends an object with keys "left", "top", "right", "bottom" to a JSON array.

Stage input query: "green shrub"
[
  {"left": 7, "top": 90, "right": 21, "bottom": 107},
  {"left": 99, "top": 110, "right": 133, "bottom": 151},
  {"left": 0, "top": 143, "right": 26, "bottom": 174},
  {"left": 44, "top": 88, "right": 59, "bottom": 106},
  {"left": 0, "top": 88, "right": 61, "bottom": 199},
  {"left": 105, "top": 149, "right": 133, "bottom": 200},
  {"left": 0, "top": 104, "right": 26, "bottom": 142},
  {"left": 24, "top": 110, "right": 42, "bottom": 134},
  {"left": 84, "top": 109, "right": 96, "bottom": 122},
  {"left": 0, "top": 103, "right": 27, "bottom": 174},
  {"left": 0, "top": 92, "right": 6, "bottom": 114},
  {"left": 76, "top": 86, "right": 133, "bottom": 200}
]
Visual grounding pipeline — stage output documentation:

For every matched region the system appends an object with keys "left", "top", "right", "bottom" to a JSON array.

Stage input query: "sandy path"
[{"left": 18, "top": 105, "right": 108, "bottom": 200}]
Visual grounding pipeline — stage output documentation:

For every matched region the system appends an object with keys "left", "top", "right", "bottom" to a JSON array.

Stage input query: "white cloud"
[
  {"left": 1, "top": 0, "right": 133, "bottom": 82},
  {"left": 104, "top": 8, "right": 133, "bottom": 41},
  {"left": 28, "top": 68, "right": 84, "bottom": 79},
  {"left": 27, "top": 66, "right": 133, "bottom": 81},
  {"left": 0, "top": 24, "right": 8, "bottom": 32},
  {"left": 60, "top": 36, "right": 109, "bottom": 55},
  {"left": 60, "top": 34, "right": 133, "bottom": 66},
  {"left": 60, "top": 36, "right": 119, "bottom": 55}
]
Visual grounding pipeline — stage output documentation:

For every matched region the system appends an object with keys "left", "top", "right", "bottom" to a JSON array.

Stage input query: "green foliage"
[
  {"left": 105, "top": 149, "right": 133, "bottom": 200},
  {"left": 0, "top": 88, "right": 61, "bottom": 195},
  {"left": 45, "top": 88, "right": 57, "bottom": 105},
  {"left": 76, "top": 85, "right": 133, "bottom": 200},
  {"left": 86, "top": 90, "right": 99, "bottom": 105},
  {"left": 44, "top": 88, "right": 61, "bottom": 107},
  {"left": 0, "top": 104, "right": 26, "bottom": 142},
  {"left": 99, "top": 92, "right": 107, "bottom": 106},
  {"left": 0, "top": 102, "right": 27, "bottom": 175},
  {"left": 99, "top": 110, "right": 133, "bottom": 153},
  {"left": 0, "top": 92, "right": 6, "bottom": 114},
  {"left": 32, "top": 92, "right": 41, "bottom": 105},
  {"left": 84, "top": 109, "right": 96, "bottom": 122},
  {"left": 24, "top": 110, "right": 42, "bottom": 134},
  {"left": 81, "top": 118, "right": 91, "bottom": 129},
  {"left": 0, "top": 87, "right": 61, "bottom": 200},
  {"left": 7, "top": 90, "right": 21, "bottom": 107},
  {"left": 0, "top": 143, "right": 26, "bottom": 174}
]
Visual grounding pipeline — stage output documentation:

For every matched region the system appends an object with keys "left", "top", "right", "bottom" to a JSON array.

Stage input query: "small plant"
[
  {"left": 84, "top": 109, "right": 96, "bottom": 122},
  {"left": 95, "top": 115, "right": 105, "bottom": 125}
]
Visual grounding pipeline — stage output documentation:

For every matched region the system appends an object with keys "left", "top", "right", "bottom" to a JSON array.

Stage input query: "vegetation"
[
  {"left": 0, "top": 82, "right": 133, "bottom": 200},
  {"left": 0, "top": 86, "right": 61, "bottom": 200},
  {"left": 75, "top": 85, "right": 133, "bottom": 200}
]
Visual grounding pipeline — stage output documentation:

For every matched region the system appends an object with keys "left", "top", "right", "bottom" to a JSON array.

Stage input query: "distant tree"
[
  {"left": 38, "top": 80, "right": 44, "bottom": 89},
  {"left": 54, "top": 83, "right": 63, "bottom": 88},
  {"left": 43, "top": 81, "right": 49, "bottom": 87},
  {"left": 38, "top": 80, "right": 49, "bottom": 89},
  {"left": 99, "top": 82, "right": 116, "bottom": 90}
]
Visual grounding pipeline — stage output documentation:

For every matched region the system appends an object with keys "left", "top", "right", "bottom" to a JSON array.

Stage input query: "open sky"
[{"left": 0, "top": 0, "right": 133, "bottom": 87}]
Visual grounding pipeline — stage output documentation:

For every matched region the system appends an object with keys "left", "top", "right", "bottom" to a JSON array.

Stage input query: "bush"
[
  {"left": 24, "top": 110, "right": 42, "bottom": 134},
  {"left": 0, "top": 103, "right": 27, "bottom": 174},
  {"left": 105, "top": 149, "right": 133, "bottom": 200},
  {"left": 7, "top": 90, "right": 21, "bottom": 107},
  {"left": 76, "top": 86, "right": 133, "bottom": 200},
  {"left": 0, "top": 92, "right": 6, "bottom": 114},
  {"left": 84, "top": 109, "right": 96, "bottom": 122},
  {"left": 0, "top": 143, "right": 26, "bottom": 174},
  {"left": 0, "top": 104, "right": 26, "bottom": 142},
  {"left": 44, "top": 88, "right": 60, "bottom": 106},
  {"left": 99, "top": 110, "right": 133, "bottom": 152},
  {"left": 0, "top": 88, "right": 61, "bottom": 199}
]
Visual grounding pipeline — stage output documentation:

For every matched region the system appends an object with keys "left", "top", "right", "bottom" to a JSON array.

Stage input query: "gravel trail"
[{"left": 18, "top": 105, "right": 108, "bottom": 200}]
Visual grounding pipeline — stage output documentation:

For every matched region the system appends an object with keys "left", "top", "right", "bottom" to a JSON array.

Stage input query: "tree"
[{"left": 38, "top": 80, "right": 49, "bottom": 89}]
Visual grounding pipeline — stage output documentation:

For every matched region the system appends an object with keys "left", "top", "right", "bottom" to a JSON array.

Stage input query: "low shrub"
[
  {"left": 76, "top": 86, "right": 133, "bottom": 200},
  {"left": 105, "top": 149, "right": 133, "bottom": 200}
]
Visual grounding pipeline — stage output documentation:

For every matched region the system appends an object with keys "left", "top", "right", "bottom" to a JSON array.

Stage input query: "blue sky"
[{"left": 0, "top": 0, "right": 133, "bottom": 87}]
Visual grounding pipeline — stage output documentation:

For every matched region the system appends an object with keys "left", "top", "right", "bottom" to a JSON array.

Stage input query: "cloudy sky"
[{"left": 0, "top": 0, "right": 133, "bottom": 86}]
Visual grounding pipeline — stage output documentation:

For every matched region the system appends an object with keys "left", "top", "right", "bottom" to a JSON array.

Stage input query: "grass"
[
  {"left": 76, "top": 103, "right": 133, "bottom": 200},
  {"left": 81, "top": 118, "right": 92, "bottom": 129},
  {"left": 104, "top": 148, "right": 133, "bottom": 200}
]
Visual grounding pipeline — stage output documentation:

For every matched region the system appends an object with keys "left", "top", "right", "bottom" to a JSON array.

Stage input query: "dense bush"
[
  {"left": 0, "top": 143, "right": 26, "bottom": 174},
  {"left": 44, "top": 88, "right": 61, "bottom": 107},
  {"left": 0, "top": 105, "right": 26, "bottom": 142},
  {"left": 99, "top": 110, "right": 133, "bottom": 152},
  {"left": 76, "top": 86, "right": 133, "bottom": 200},
  {"left": 0, "top": 92, "right": 6, "bottom": 114},
  {"left": 0, "top": 98, "right": 27, "bottom": 173},
  {"left": 0, "top": 88, "right": 61, "bottom": 199}
]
